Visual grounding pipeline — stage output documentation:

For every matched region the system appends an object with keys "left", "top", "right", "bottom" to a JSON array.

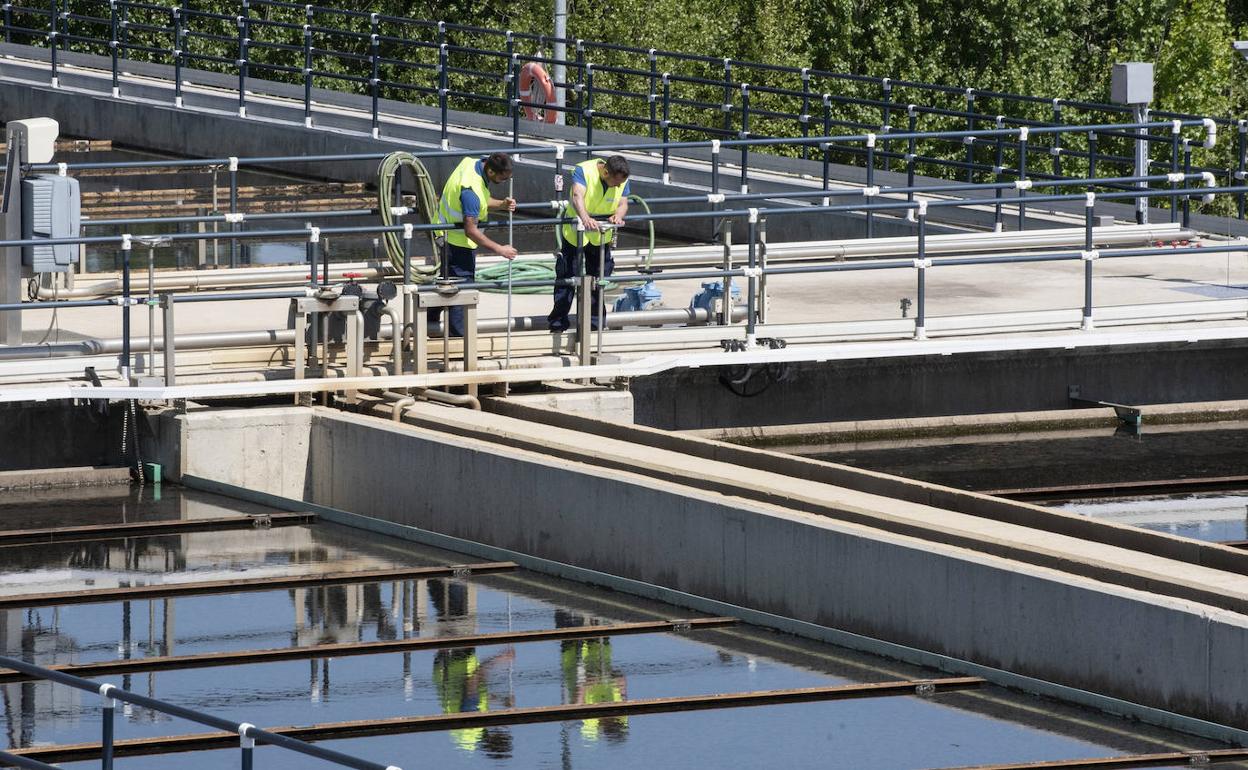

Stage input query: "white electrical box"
[
  {"left": 6, "top": 117, "right": 59, "bottom": 164},
  {"left": 22, "top": 175, "right": 80, "bottom": 272},
  {"left": 1111, "top": 63, "right": 1153, "bottom": 105}
]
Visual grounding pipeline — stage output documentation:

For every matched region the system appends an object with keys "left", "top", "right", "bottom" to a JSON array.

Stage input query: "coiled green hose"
[{"left": 377, "top": 152, "right": 442, "bottom": 279}]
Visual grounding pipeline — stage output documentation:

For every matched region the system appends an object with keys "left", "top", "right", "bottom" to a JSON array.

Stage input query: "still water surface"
[{"left": 0, "top": 486, "right": 1230, "bottom": 770}]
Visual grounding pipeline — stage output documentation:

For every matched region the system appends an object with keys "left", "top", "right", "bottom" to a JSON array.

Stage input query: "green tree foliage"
[{"left": 33, "top": 0, "right": 1248, "bottom": 211}]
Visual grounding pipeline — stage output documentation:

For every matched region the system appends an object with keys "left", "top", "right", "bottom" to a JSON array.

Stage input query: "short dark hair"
[
  {"left": 605, "top": 155, "right": 630, "bottom": 179},
  {"left": 484, "top": 152, "right": 512, "bottom": 175}
]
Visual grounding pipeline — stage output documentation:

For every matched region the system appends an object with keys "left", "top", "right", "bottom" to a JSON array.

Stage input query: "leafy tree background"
[{"left": 41, "top": 0, "right": 1248, "bottom": 210}]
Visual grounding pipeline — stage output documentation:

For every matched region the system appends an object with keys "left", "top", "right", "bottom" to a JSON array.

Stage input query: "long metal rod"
[
  {"left": 0, "top": 512, "right": 315, "bottom": 546},
  {"left": 9, "top": 677, "right": 985, "bottom": 762},
  {"left": 0, "top": 562, "right": 516, "bottom": 609},
  {"left": 0, "top": 617, "right": 736, "bottom": 684}
]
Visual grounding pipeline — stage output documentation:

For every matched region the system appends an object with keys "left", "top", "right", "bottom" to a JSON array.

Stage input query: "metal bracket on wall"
[{"left": 1068, "top": 385, "right": 1142, "bottom": 426}]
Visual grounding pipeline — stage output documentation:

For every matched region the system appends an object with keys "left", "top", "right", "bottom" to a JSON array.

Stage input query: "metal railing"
[
  {"left": 0, "top": 150, "right": 1240, "bottom": 388},
  {"left": 2, "top": 0, "right": 1245, "bottom": 219},
  {"left": 0, "top": 654, "right": 401, "bottom": 770}
]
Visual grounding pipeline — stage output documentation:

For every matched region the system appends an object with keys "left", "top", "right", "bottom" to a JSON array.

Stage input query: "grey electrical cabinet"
[{"left": 21, "top": 174, "right": 81, "bottom": 272}]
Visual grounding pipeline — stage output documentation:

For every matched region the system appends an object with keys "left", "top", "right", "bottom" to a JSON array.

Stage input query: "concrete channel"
[
  {"left": 0, "top": 484, "right": 1243, "bottom": 770},
  {"left": 139, "top": 400, "right": 1248, "bottom": 738}
]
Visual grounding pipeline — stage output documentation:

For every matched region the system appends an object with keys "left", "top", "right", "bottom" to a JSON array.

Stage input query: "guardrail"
[
  {"left": 0, "top": 160, "right": 1238, "bottom": 390},
  {"left": 34, "top": 120, "right": 1222, "bottom": 276},
  {"left": 2, "top": 0, "right": 1244, "bottom": 219},
  {"left": 0, "top": 654, "right": 400, "bottom": 770}
]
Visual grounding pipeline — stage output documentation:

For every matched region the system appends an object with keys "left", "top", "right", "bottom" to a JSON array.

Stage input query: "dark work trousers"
[
  {"left": 427, "top": 242, "right": 476, "bottom": 337},
  {"left": 548, "top": 239, "right": 613, "bottom": 332}
]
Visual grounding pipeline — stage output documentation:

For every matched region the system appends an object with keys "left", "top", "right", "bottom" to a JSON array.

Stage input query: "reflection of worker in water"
[
  {"left": 428, "top": 579, "right": 515, "bottom": 758},
  {"left": 557, "top": 610, "right": 628, "bottom": 743}
]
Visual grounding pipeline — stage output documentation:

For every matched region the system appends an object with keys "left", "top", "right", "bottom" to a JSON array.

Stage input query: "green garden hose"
[{"left": 377, "top": 152, "right": 441, "bottom": 279}]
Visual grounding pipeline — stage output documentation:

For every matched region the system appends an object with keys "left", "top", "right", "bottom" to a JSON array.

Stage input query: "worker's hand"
[
  {"left": 497, "top": 245, "right": 518, "bottom": 260},
  {"left": 580, "top": 214, "right": 600, "bottom": 232},
  {"left": 608, "top": 212, "right": 626, "bottom": 226},
  {"left": 503, "top": 197, "right": 517, "bottom": 213}
]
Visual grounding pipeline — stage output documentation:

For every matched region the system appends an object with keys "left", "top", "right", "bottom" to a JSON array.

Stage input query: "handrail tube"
[
  {"left": 27, "top": 120, "right": 1211, "bottom": 173},
  {"left": 0, "top": 181, "right": 1233, "bottom": 254},
  {"left": 0, "top": 655, "right": 399, "bottom": 770}
]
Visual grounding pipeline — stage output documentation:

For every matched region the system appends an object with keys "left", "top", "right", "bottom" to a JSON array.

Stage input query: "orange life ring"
[{"left": 518, "top": 62, "right": 557, "bottom": 123}]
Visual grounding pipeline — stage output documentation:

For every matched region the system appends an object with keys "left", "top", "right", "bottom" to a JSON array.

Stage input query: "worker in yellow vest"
[
  {"left": 548, "top": 155, "right": 630, "bottom": 333},
  {"left": 433, "top": 152, "right": 518, "bottom": 336}
]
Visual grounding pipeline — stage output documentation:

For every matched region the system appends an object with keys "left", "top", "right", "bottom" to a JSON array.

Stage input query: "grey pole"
[
  {"left": 1111, "top": 63, "right": 1154, "bottom": 225},
  {"left": 553, "top": 0, "right": 566, "bottom": 125}
]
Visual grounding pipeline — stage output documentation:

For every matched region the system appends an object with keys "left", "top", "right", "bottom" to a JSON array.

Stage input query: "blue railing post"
[
  {"left": 1182, "top": 138, "right": 1192, "bottom": 229},
  {"left": 799, "top": 68, "right": 811, "bottom": 160},
  {"left": 101, "top": 683, "right": 117, "bottom": 770},
  {"left": 3, "top": 1, "right": 11, "bottom": 43},
  {"left": 510, "top": 53, "right": 521, "bottom": 148},
  {"left": 47, "top": 0, "right": 58, "bottom": 88},
  {"left": 721, "top": 58, "right": 732, "bottom": 134},
  {"left": 120, "top": 234, "right": 132, "bottom": 381},
  {"left": 738, "top": 83, "right": 749, "bottom": 194},
  {"left": 821, "top": 94, "right": 831, "bottom": 205},
  {"left": 1237, "top": 120, "right": 1246, "bottom": 220},
  {"left": 437, "top": 40, "right": 448, "bottom": 150},
  {"left": 710, "top": 138, "right": 720, "bottom": 238},
  {"left": 108, "top": 0, "right": 119, "bottom": 96},
  {"left": 660, "top": 72, "right": 670, "bottom": 183},
  {"left": 302, "top": 21, "right": 313, "bottom": 127},
  {"left": 1088, "top": 130, "right": 1098, "bottom": 182},
  {"left": 236, "top": 0, "right": 249, "bottom": 118},
  {"left": 865, "top": 131, "right": 876, "bottom": 238},
  {"left": 1051, "top": 100, "right": 1064, "bottom": 177},
  {"left": 880, "top": 78, "right": 892, "bottom": 165},
  {"left": 647, "top": 49, "right": 657, "bottom": 139},
  {"left": 584, "top": 63, "right": 595, "bottom": 149},
  {"left": 1082, "top": 191, "right": 1095, "bottom": 331},
  {"left": 1169, "top": 119, "right": 1180, "bottom": 224},
  {"left": 572, "top": 38, "right": 584, "bottom": 127},
  {"left": 914, "top": 200, "right": 927, "bottom": 340},
  {"left": 369, "top": 14, "right": 380, "bottom": 138},
  {"left": 172, "top": 6, "right": 184, "bottom": 107},
  {"left": 228, "top": 157, "right": 238, "bottom": 267},
  {"left": 240, "top": 724, "right": 256, "bottom": 770},
  {"left": 906, "top": 105, "right": 918, "bottom": 212},
  {"left": 745, "top": 208, "right": 758, "bottom": 345},
  {"left": 1017, "top": 125, "right": 1029, "bottom": 230},
  {"left": 992, "top": 115, "right": 1005, "bottom": 232},
  {"left": 964, "top": 89, "right": 976, "bottom": 183},
  {"left": 503, "top": 29, "right": 514, "bottom": 118}
]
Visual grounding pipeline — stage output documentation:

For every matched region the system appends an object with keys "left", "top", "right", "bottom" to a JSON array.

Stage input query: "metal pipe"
[{"left": 35, "top": 225, "right": 1187, "bottom": 301}]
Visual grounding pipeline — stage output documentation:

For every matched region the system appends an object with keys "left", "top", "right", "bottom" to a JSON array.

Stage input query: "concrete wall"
[
  {"left": 162, "top": 404, "right": 1248, "bottom": 728},
  {"left": 631, "top": 337, "right": 1248, "bottom": 429},
  {"left": 0, "top": 401, "right": 126, "bottom": 471}
]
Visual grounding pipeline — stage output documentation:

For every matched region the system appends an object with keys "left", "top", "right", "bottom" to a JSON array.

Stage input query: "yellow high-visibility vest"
[
  {"left": 561, "top": 158, "right": 625, "bottom": 247},
  {"left": 438, "top": 157, "right": 491, "bottom": 249}
]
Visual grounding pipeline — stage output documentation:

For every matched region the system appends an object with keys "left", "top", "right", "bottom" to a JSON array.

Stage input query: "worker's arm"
[
  {"left": 487, "top": 196, "right": 517, "bottom": 212},
  {"left": 569, "top": 182, "right": 600, "bottom": 233},
  {"left": 608, "top": 196, "right": 629, "bottom": 226},
  {"left": 463, "top": 216, "right": 517, "bottom": 260}
]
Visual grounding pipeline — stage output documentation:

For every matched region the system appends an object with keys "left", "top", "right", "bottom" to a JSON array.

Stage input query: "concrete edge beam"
[{"left": 0, "top": 465, "right": 129, "bottom": 490}]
